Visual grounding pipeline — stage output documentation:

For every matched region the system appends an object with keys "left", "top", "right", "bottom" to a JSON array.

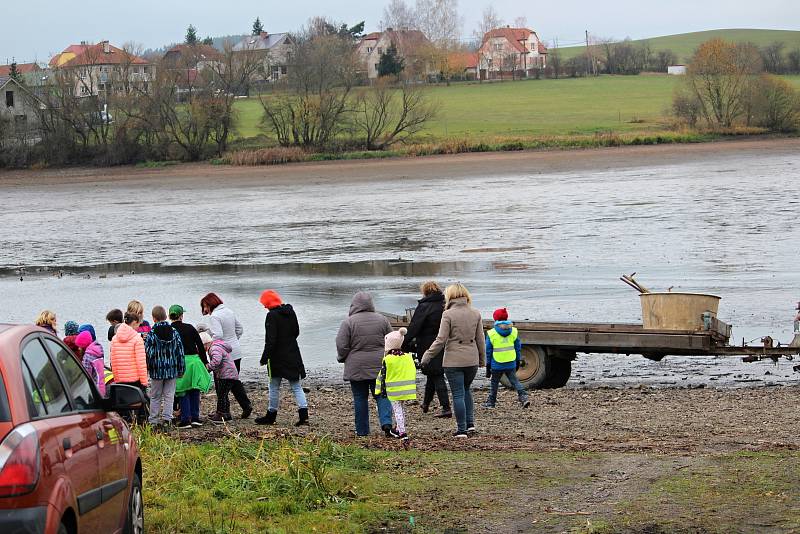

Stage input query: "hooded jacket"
[
  {"left": 402, "top": 291, "right": 445, "bottom": 373},
  {"left": 421, "top": 297, "right": 486, "bottom": 369},
  {"left": 82, "top": 342, "right": 107, "bottom": 396},
  {"left": 110, "top": 323, "right": 149, "bottom": 386},
  {"left": 208, "top": 304, "right": 244, "bottom": 361},
  {"left": 207, "top": 339, "right": 238, "bottom": 381},
  {"left": 144, "top": 321, "right": 185, "bottom": 380},
  {"left": 336, "top": 291, "right": 393, "bottom": 382},
  {"left": 486, "top": 321, "right": 522, "bottom": 372},
  {"left": 261, "top": 304, "right": 306, "bottom": 381}
]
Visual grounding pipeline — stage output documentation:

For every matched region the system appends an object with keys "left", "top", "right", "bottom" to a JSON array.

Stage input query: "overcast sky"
[{"left": 2, "top": 0, "right": 797, "bottom": 64}]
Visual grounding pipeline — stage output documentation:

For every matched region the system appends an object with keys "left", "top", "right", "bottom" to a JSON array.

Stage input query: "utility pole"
[{"left": 585, "top": 30, "right": 595, "bottom": 76}]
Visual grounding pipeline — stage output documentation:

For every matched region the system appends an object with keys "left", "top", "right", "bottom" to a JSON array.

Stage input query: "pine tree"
[
  {"left": 378, "top": 44, "right": 405, "bottom": 77},
  {"left": 202, "top": 37, "right": 214, "bottom": 46},
  {"left": 9, "top": 62, "right": 21, "bottom": 82},
  {"left": 185, "top": 25, "right": 198, "bottom": 45},
  {"left": 252, "top": 17, "right": 264, "bottom": 36}
]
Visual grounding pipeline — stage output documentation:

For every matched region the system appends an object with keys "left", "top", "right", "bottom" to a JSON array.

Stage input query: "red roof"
[
  {"left": 362, "top": 32, "right": 381, "bottom": 41},
  {"left": 55, "top": 42, "right": 149, "bottom": 68},
  {"left": 163, "top": 44, "right": 222, "bottom": 62},
  {"left": 0, "top": 63, "right": 41, "bottom": 77},
  {"left": 482, "top": 27, "right": 544, "bottom": 54},
  {"left": 448, "top": 51, "right": 479, "bottom": 69}
]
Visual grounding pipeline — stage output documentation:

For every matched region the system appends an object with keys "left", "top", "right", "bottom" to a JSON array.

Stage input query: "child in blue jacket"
[{"left": 482, "top": 308, "right": 530, "bottom": 408}]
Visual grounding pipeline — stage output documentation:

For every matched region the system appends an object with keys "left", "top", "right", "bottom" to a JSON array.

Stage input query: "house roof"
[
  {"left": 164, "top": 44, "right": 222, "bottom": 63},
  {"left": 385, "top": 29, "right": 432, "bottom": 57},
  {"left": 0, "top": 76, "right": 46, "bottom": 108},
  {"left": 233, "top": 32, "right": 290, "bottom": 52},
  {"left": 51, "top": 42, "right": 149, "bottom": 68},
  {"left": 482, "top": 27, "right": 547, "bottom": 54},
  {"left": 0, "top": 63, "right": 41, "bottom": 77},
  {"left": 362, "top": 32, "right": 381, "bottom": 41},
  {"left": 448, "top": 51, "right": 479, "bottom": 69}
]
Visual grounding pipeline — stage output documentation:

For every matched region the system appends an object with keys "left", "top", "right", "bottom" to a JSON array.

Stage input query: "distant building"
[
  {"left": 447, "top": 51, "right": 479, "bottom": 80},
  {"left": 49, "top": 41, "right": 153, "bottom": 97},
  {"left": 667, "top": 65, "right": 687, "bottom": 75},
  {"left": 477, "top": 27, "right": 547, "bottom": 79},
  {"left": 357, "top": 28, "right": 434, "bottom": 79},
  {"left": 0, "top": 63, "right": 43, "bottom": 86},
  {"left": 0, "top": 76, "right": 45, "bottom": 143},
  {"left": 233, "top": 32, "right": 292, "bottom": 81},
  {"left": 163, "top": 44, "right": 222, "bottom": 71}
]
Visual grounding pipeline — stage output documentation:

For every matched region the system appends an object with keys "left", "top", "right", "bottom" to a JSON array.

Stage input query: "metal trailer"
[{"left": 384, "top": 311, "right": 800, "bottom": 389}]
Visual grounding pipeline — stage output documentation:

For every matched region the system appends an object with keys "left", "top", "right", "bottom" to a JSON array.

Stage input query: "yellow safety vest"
[
  {"left": 487, "top": 327, "right": 518, "bottom": 363},
  {"left": 375, "top": 353, "right": 417, "bottom": 401}
]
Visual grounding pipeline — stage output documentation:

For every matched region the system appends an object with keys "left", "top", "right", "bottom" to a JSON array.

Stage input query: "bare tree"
[
  {"left": 353, "top": 78, "right": 438, "bottom": 149},
  {"left": 381, "top": 0, "right": 418, "bottom": 30},
  {"left": 513, "top": 16, "right": 527, "bottom": 28},
  {"left": 760, "top": 42, "right": 786, "bottom": 74},
  {"left": 473, "top": 5, "right": 503, "bottom": 42},
  {"left": 415, "top": 0, "right": 462, "bottom": 45}
]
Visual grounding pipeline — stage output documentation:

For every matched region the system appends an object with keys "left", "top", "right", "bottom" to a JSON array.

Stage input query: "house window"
[
  {"left": 5, "top": 90, "right": 13, "bottom": 108},
  {"left": 494, "top": 43, "right": 502, "bottom": 51},
  {"left": 367, "top": 47, "right": 373, "bottom": 53}
]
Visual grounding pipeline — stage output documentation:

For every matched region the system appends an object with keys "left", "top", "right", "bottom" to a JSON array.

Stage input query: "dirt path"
[
  {"left": 190, "top": 383, "right": 800, "bottom": 454},
  {"left": 2, "top": 137, "right": 799, "bottom": 188}
]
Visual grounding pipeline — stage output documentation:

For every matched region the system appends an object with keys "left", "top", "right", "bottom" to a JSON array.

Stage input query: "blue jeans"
[
  {"left": 487, "top": 369, "right": 528, "bottom": 406},
  {"left": 179, "top": 389, "right": 201, "bottom": 423},
  {"left": 349, "top": 380, "right": 393, "bottom": 436},
  {"left": 269, "top": 376, "right": 308, "bottom": 411},
  {"left": 444, "top": 366, "right": 477, "bottom": 432}
]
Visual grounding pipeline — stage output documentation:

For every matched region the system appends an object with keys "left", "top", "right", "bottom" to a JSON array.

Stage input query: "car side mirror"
[{"left": 107, "top": 384, "right": 146, "bottom": 411}]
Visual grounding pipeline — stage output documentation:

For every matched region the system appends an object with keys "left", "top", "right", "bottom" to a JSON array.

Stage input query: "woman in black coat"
[
  {"left": 402, "top": 281, "right": 452, "bottom": 417},
  {"left": 255, "top": 290, "right": 309, "bottom": 426}
]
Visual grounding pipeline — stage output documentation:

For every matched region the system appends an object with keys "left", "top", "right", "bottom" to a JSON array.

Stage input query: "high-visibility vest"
[
  {"left": 375, "top": 353, "right": 417, "bottom": 401},
  {"left": 488, "top": 327, "right": 518, "bottom": 363}
]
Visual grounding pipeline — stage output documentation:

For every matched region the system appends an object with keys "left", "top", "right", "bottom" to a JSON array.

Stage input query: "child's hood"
[
  {"left": 211, "top": 339, "right": 233, "bottom": 354},
  {"left": 84, "top": 342, "right": 104, "bottom": 358},
  {"left": 115, "top": 323, "right": 139, "bottom": 343},
  {"left": 493, "top": 320, "right": 515, "bottom": 336}
]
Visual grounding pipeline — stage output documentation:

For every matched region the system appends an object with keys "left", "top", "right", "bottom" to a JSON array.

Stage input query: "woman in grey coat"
[{"left": 336, "top": 291, "right": 394, "bottom": 437}]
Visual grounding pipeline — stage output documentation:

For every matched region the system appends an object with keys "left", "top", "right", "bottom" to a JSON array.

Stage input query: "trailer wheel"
[
  {"left": 503, "top": 345, "right": 550, "bottom": 390},
  {"left": 545, "top": 357, "right": 573, "bottom": 388}
]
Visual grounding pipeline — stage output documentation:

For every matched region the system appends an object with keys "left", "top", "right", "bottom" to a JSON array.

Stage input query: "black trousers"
[
  {"left": 216, "top": 379, "right": 234, "bottom": 416},
  {"left": 231, "top": 359, "right": 251, "bottom": 411},
  {"left": 423, "top": 371, "right": 450, "bottom": 409}
]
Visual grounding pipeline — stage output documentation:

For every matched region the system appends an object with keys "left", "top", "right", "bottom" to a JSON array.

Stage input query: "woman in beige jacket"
[{"left": 421, "top": 283, "right": 485, "bottom": 437}]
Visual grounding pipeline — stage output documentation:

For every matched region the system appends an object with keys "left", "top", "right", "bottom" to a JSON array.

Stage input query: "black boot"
[
  {"left": 294, "top": 408, "right": 309, "bottom": 426},
  {"left": 255, "top": 410, "right": 277, "bottom": 425}
]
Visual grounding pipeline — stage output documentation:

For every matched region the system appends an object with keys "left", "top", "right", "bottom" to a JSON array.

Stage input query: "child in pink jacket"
[{"left": 76, "top": 330, "right": 106, "bottom": 396}]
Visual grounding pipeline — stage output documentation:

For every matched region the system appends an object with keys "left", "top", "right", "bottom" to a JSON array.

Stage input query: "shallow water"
[{"left": 1, "top": 148, "right": 798, "bottom": 385}]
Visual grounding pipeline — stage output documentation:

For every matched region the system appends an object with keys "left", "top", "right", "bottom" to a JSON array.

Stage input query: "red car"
[{"left": 0, "top": 324, "right": 146, "bottom": 534}]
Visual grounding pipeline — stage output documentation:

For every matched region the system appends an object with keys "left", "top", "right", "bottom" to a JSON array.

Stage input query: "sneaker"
[
  {"left": 421, "top": 403, "right": 430, "bottom": 414},
  {"left": 466, "top": 425, "right": 476, "bottom": 434},
  {"left": 190, "top": 421, "right": 203, "bottom": 428},
  {"left": 176, "top": 421, "right": 192, "bottom": 429},
  {"left": 208, "top": 413, "right": 230, "bottom": 424},
  {"left": 481, "top": 401, "right": 495, "bottom": 409},
  {"left": 521, "top": 399, "right": 531, "bottom": 408},
  {"left": 434, "top": 409, "right": 452, "bottom": 418},
  {"left": 400, "top": 434, "right": 410, "bottom": 449},
  {"left": 452, "top": 430, "right": 469, "bottom": 438},
  {"left": 241, "top": 405, "right": 253, "bottom": 419},
  {"left": 382, "top": 424, "right": 401, "bottom": 438}
]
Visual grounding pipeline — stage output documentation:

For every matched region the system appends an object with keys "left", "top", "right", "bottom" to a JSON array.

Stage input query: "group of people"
[{"left": 33, "top": 280, "right": 530, "bottom": 440}]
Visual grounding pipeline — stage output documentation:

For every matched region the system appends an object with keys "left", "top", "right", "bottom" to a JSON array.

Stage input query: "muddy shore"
[
  {"left": 186, "top": 379, "right": 800, "bottom": 454},
  {"left": 1, "top": 136, "right": 799, "bottom": 187}
]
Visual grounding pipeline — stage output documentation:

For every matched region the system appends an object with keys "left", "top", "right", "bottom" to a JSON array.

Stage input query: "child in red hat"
[{"left": 483, "top": 308, "right": 530, "bottom": 409}]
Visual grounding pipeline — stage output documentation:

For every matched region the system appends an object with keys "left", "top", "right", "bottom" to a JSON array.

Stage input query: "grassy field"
[
  {"left": 557, "top": 28, "right": 800, "bottom": 63},
  {"left": 139, "top": 429, "right": 800, "bottom": 533},
  {"left": 234, "top": 74, "right": 800, "bottom": 144}
]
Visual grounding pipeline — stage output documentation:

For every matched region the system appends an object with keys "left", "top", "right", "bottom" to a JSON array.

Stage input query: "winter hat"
[
  {"left": 199, "top": 331, "right": 213, "bottom": 345},
  {"left": 384, "top": 327, "right": 407, "bottom": 352},
  {"left": 493, "top": 308, "right": 509, "bottom": 322},
  {"left": 75, "top": 331, "right": 94, "bottom": 349},
  {"left": 64, "top": 321, "right": 80, "bottom": 336},
  {"left": 259, "top": 290, "right": 283, "bottom": 309},
  {"left": 78, "top": 324, "right": 96, "bottom": 341}
]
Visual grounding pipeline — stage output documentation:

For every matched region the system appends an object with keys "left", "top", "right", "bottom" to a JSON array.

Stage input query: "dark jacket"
[
  {"left": 402, "top": 291, "right": 445, "bottom": 373},
  {"left": 260, "top": 304, "right": 306, "bottom": 381},
  {"left": 336, "top": 292, "right": 393, "bottom": 382},
  {"left": 171, "top": 320, "right": 208, "bottom": 364},
  {"left": 144, "top": 321, "right": 185, "bottom": 380}
]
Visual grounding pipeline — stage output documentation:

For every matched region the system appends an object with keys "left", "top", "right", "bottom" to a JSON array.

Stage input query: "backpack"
[{"left": 144, "top": 324, "right": 185, "bottom": 380}]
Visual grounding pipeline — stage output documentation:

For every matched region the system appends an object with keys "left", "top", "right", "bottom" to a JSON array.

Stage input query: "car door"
[
  {"left": 42, "top": 337, "right": 129, "bottom": 533},
  {"left": 20, "top": 337, "right": 106, "bottom": 531}
]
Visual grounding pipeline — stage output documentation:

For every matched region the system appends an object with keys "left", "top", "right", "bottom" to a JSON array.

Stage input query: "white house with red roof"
[
  {"left": 49, "top": 41, "right": 153, "bottom": 97},
  {"left": 357, "top": 29, "right": 434, "bottom": 79},
  {"left": 477, "top": 27, "right": 547, "bottom": 79}
]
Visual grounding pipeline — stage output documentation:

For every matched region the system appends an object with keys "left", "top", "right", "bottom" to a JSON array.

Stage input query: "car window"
[
  {"left": 44, "top": 339, "right": 97, "bottom": 410},
  {"left": 21, "top": 339, "right": 71, "bottom": 416},
  {"left": 0, "top": 371, "right": 10, "bottom": 422}
]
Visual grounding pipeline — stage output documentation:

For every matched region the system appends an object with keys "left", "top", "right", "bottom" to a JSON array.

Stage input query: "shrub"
[
  {"left": 224, "top": 146, "right": 308, "bottom": 166},
  {"left": 751, "top": 74, "right": 800, "bottom": 132}
]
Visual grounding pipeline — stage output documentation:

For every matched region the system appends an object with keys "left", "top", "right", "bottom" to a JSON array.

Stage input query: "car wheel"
[{"left": 123, "top": 473, "right": 144, "bottom": 534}]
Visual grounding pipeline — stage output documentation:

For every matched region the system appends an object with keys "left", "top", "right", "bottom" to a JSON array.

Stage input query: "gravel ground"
[{"left": 181, "top": 379, "right": 800, "bottom": 454}]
